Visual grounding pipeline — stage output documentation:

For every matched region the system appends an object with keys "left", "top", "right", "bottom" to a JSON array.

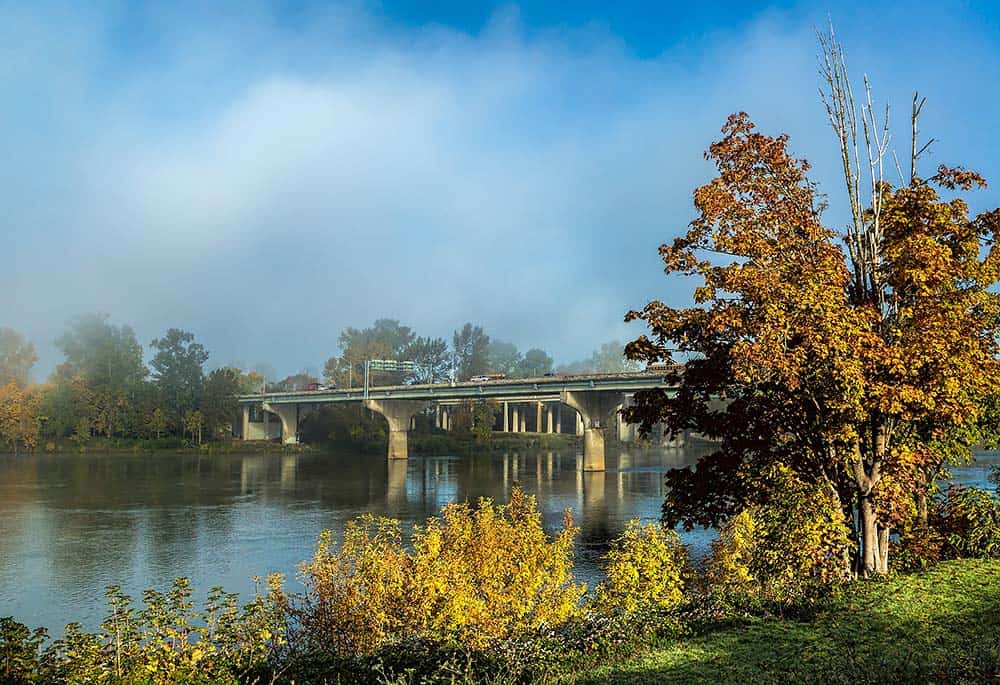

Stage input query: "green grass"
[{"left": 564, "top": 560, "right": 1000, "bottom": 685}]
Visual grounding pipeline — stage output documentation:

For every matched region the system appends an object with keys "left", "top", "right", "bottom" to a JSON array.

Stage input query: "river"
[{"left": 1, "top": 446, "right": 996, "bottom": 633}]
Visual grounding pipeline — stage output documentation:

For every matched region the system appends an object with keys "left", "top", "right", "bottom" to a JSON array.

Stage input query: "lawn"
[{"left": 565, "top": 560, "right": 1000, "bottom": 684}]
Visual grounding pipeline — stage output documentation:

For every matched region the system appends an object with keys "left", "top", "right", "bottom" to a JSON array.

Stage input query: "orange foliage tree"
[
  {"left": 625, "top": 108, "right": 1000, "bottom": 576},
  {"left": 0, "top": 382, "right": 41, "bottom": 454}
]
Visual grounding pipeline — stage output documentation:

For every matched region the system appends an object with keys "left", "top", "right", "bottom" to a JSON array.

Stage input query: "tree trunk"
[
  {"left": 859, "top": 493, "right": 879, "bottom": 577},
  {"left": 916, "top": 490, "right": 928, "bottom": 527},
  {"left": 877, "top": 526, "right": 890, "bottom": 574}
]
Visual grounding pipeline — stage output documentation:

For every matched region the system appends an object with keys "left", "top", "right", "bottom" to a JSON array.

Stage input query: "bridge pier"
[
  {"left": 365, "top": 399, "right": 426, "bottom": 459},
  {"left": 262, "top": 402, "right": 301, "bottom": 445},
  {"left": 561, "top": 390, "right": 623, "bottom": 471}
]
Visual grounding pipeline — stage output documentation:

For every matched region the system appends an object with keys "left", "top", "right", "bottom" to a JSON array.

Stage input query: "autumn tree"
[
  {"left": 625, "top": 102, "right": 1000, "bottom": 576},
  {"left": 0, "top": 382, "right": 41, "bottom": 454},
  {"left": 0, "top": 327, "right": 37, "bottom": 386}
]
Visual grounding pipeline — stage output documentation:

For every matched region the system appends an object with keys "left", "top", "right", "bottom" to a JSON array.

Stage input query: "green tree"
[
  {"left": 324, "top": 319, "right": 417, "bottom": 387},
  {"left": 55, "top": 314, "right": 146, "bottom": 438},
  {"left": 488, "top": 340, "right": 522, "bottom": 376},
  {"left": 516, "top": 348, "right": 553, "bottom": 378},
  {"left": 149, "top": 329, "right": 209, "bottom": 428},
  {"left": 402, "top": 336, "right": 450, "bottom": 383},
  {"left": 558, "top": 340, "right": 641, "bottom": 374},
  {"left": 452, "top": 323, "right": 490, "bottom": 381},
  {"left": 200, "top": 367, "right": 241, "bottom": 439},
  {"left": 0, "top": 328, "right": 37, "bottom": 387}
]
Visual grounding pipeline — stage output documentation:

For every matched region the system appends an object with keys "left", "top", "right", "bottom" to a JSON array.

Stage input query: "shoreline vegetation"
[
  {"left": 2, "top": 487, "right": 998, "bottom": 684},
  {"left": 2, "top": 429, "right": 582, "bottom": 458}
]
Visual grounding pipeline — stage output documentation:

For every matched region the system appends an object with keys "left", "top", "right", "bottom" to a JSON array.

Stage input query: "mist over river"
[{"left": 1, "top": 447, "right": 996, "bottom": 632}]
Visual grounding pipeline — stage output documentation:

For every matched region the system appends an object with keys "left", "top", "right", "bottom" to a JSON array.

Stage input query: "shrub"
[
  {"left": 1, "top": 576, "right": 287, "bottom": 685},
  {"left": 0, "top": 617, "right": 49, "bottom": 684},
  {"left": 705, "top": 465, "right": 851, "bottom": 609},
  {"left": 592, "top": 520, "right": 689, "bottom": 616},
  {"left": 934, "top": 484, "right": 1000, "bottom": 559},
  {"left": 893, "top": 522, "right": 946, "bottom": 571},
  {"left": 297, "top": 486, "right": 583, "bottom": 655}
]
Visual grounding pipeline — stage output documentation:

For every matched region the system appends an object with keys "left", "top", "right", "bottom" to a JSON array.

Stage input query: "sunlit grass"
[{"left": 566, "top": 560, "right": 1000, "bottom": 684}]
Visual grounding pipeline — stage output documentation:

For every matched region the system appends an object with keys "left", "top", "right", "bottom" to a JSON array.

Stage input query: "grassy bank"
[{"left": 565, "top": 560, "right": 1000, "bottom": 684}]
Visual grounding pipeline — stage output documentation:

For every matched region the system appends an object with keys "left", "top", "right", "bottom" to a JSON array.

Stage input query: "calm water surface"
[{"left": 1, "top": 446, "right": 996, "bottom": 632}]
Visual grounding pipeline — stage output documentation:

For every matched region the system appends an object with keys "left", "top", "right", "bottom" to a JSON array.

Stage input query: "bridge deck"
[{"left": 238, "top": 371, "right": 680, "bottom": 405}]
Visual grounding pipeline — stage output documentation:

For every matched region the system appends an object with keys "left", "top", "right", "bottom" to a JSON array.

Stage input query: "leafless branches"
[{"left": 819, "top": 23, "right": 889, "bottom": 314}]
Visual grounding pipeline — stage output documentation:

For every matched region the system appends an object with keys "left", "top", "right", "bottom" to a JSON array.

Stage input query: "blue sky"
[{"left": 4, "top": 1, "right": 1000, "bottom": 379}]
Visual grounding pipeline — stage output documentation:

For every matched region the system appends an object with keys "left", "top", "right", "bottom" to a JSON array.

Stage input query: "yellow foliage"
[
  {"left": 593, "top": 520, "right": 689, "bottom": 615},
  {"left": 707, "top": 466, "right": 851, "bottom": 605},
  {"left": 299, "top": 486, "right": 583, "bottom": 653},
  {"left": 0, "top": 381, "right": 41, "bottom": 454}
]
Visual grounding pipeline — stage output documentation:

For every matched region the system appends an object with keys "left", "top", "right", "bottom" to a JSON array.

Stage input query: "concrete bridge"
[{"left": 236, "top": 371, "right": 680, "bottom": 471}]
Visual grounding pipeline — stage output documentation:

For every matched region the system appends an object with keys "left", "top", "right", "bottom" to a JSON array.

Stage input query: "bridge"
[{"left": 237, "top": 371, "right": 680, "bottom": 471}]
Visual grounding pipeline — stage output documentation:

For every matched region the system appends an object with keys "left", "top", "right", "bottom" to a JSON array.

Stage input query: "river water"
[{"left": 1, "top": 446, "right": 996, "bottom": 633}]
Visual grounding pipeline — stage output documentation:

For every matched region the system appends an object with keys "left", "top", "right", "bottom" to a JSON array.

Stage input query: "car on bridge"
[{"left": 468, "top": 373, "right": 507, "bottom": 382}]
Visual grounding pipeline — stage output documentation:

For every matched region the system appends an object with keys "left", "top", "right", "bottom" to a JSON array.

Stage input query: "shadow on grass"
[{"left": 572, "top": 561, "right": 1000, "bottom": 685}]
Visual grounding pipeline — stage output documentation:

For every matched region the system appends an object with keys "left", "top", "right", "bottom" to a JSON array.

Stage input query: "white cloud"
[{"left": 4, "top": 2, "right": 999, "bottom": 379}]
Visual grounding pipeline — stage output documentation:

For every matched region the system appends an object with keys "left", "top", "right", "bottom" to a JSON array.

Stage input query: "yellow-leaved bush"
[
  {"left": 593, "top": 520, "right": 689, "bottom": 615},
  {"left": 706, "top": 465, "right": 851, "bottom": 606},
  {"left": 298, "top": 486, "right": 584, "bottom": 654}
]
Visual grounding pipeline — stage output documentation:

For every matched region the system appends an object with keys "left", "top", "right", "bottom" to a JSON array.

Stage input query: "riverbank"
[
  {"left": 563, "top": 559, "right": 1000, "bottom": 684},
  {"left": 21, "top": 431, "right": 580, "bottom": 457},
  {"left": 31, "top": 436, "right": 305, "bottom": 455}
]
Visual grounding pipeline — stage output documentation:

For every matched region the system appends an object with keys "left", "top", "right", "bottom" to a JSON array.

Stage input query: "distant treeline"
[{"left": 0, "top": 316, "right": 637, "bottom": 453}]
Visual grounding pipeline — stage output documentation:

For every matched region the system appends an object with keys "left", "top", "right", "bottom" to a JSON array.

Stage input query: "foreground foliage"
[
  {"left": 706, "top": 465, "right": 852, "bottom": 610},
  {"left": 1, "top": 577, "right": 286, "bottom": 685},
  {"left": 296, "top": 486, "right": 584, "bottom": 655},
  {"left": 3, "top": 480, "right": 999, "bottom": 684}
]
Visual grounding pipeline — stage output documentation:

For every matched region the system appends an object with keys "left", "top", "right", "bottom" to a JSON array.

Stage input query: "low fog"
[{"left": 5, "top": 1, "right": 999, "bottom": 379}]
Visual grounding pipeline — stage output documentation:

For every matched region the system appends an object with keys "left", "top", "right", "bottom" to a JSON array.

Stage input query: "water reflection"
[{"left": 1, "top": 447, "right": 995, "bottom": 633}]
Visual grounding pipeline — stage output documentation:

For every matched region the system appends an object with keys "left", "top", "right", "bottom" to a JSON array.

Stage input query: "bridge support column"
[
  {"left": 512, "top": 406, "right": 520, "bottom": 433},
  {"left": 262, "top": 402, "right": 300, "bottom": 445},
  {"left": 561, "top": 391, "right": 624, "bottom": 472},
  {"left": 536, "top": 402, "right": 542, "bottom": 433},
  {"left": 365, "top": 399, "right": 426, "bottom": 459},
  {"left": 241, "top": 405, "right": 250, "bottom": 440},
  {"left": 546, "top": 405, "right": 554, "bottom": 433}
]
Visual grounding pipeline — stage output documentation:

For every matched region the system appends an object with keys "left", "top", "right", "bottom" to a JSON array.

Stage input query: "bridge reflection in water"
[{"left": 0, "top": 445, "right": 721, "bottom": 634}]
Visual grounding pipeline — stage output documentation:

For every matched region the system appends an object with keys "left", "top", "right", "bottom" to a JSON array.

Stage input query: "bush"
[
  {"left": 1, "top": 576, "right": 287, "bottom": 685},
  {"left": 592, "top": 520, "right": 690, "bottom": 616},
  {"left": 705, "top": 465, "right": 851, "bottom": 610},
  {"left": 934, "top": 484, "right": 1000, "bottom": 559},
  {"left": 296, "top": 485, "right": 584, "bottom": 656},
  {"left": 893, "top": 522, "right": 946, "bottom": 571}
]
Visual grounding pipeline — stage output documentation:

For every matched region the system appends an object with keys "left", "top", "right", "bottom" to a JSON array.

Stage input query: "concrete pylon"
[
  {"left": 262, "top": 402, "right": 300, "bottom": 445},
  {"left": 560, "top": 390, "right": 624, "bottom": 471},
  {"left": 365, "top": 399, "right": 426, "bottom": 459}
]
